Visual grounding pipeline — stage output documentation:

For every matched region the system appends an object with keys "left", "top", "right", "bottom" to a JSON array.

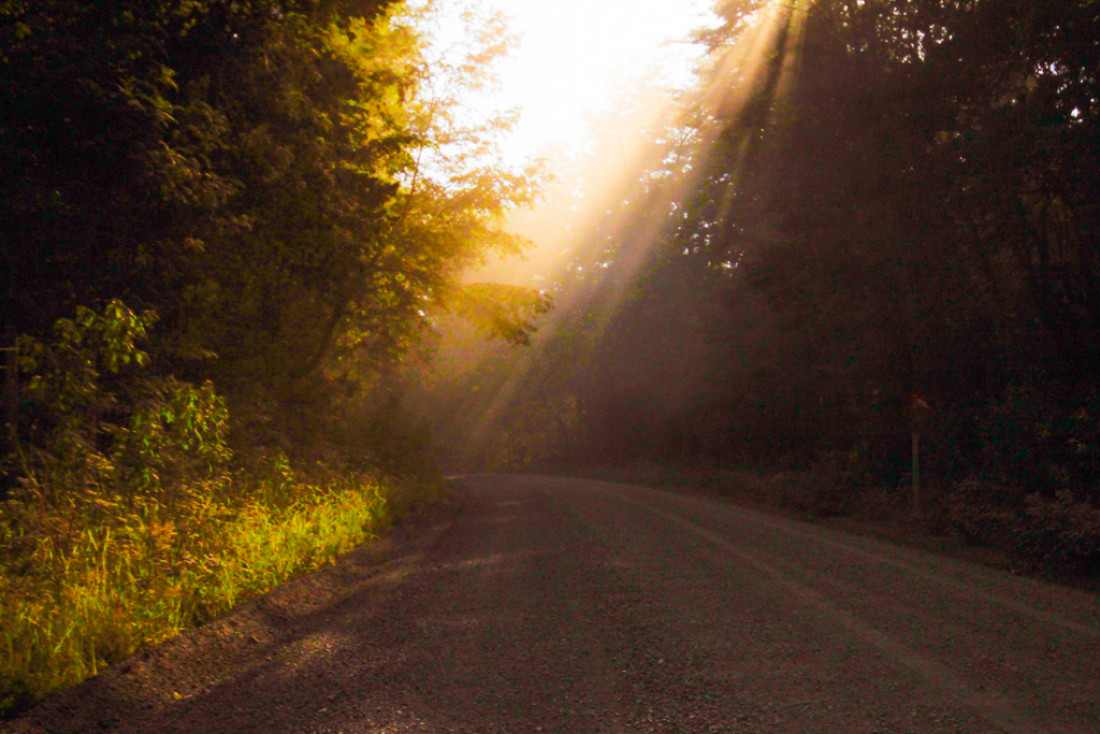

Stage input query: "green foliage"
[
  {"left": 1021, "top": 491, "right": 1100, "bottom": 570},
  {"left": 17, "top": 300, "right": 155, "bottom": 425},
  {"left": 0, "top": 457, "right": 402, "bottom": 717},
  {"left": 112, "top": 377, "right": 231, "bottom": 494},
  {"left": 0, "top": 303, "right": 434, "bottom": 716},
  {"left": 13, "top": 301, "right": 230, "bottom": 501},
  {"left": 447, "top": 283, "right": 552, "bottom": 345},
  {"left": 2, "top": 0, "right": 545, "bottom": 464},
  {"left": 973, "top": 386, "right": 1100, "bottom": 497},
  {"left": 945, "top": 480, "right": 1100, "bottom": 574}
]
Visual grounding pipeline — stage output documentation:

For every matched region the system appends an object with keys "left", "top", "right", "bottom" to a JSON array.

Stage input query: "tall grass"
[
  {"left": 0, "top": 301, "right": 438, "bottom": 716},
  {"left": 0, "top": 464, "right": 414, "bottom": 716}
]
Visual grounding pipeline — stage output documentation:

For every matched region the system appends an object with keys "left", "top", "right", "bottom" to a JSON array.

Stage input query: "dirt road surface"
[{"left": 6, "top": 474, "right": 1099, "bottom": 733}]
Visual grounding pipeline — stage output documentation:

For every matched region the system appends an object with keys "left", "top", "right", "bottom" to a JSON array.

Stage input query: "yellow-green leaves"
[
  {"left": 448, "top": 282, "right": 552, "bottom": 346},
  {"left": 16, "top": 301, "right": 231, "bottom": 500}
]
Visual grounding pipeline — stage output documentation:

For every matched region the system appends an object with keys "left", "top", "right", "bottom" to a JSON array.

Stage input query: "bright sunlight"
[
  {"left": 421, "top": 0, "right": 814, "bottom": 465},
  {"left": 419, "top": 0, "right": 719, "bottom": 163}
]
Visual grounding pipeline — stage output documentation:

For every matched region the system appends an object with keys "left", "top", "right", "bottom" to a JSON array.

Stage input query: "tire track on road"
[
  {"left": 601, "top": 487, "right": 1077, "bottom": 734},
  {"left": 602, "top": 483, "right": 1100, "bottom": 637}
]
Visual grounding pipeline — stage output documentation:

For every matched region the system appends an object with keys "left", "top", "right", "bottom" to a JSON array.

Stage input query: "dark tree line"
[
  {"left": 419, "top": 0, "right": 1100, "bottom": 572},
  {"left": 684, "top": 0, "right": 1100, "bottom": 485}
]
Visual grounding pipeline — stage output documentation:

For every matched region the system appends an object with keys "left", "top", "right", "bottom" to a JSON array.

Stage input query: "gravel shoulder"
[{"left": 5, "top": 474, "right": 1099, "bottom": 733}]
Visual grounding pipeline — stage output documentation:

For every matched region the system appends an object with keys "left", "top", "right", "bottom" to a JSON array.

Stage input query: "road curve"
[{"left": 9, "top": 474, "right": 1100, "bottom": 733}]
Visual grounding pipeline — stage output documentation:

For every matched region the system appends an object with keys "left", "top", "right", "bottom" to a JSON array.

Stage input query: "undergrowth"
[
  {"left": 0, "top": 302, "right": 434, "bottom": 717},
  {"left": 0, "top": 465, "right": 404, "bottom": 717}
]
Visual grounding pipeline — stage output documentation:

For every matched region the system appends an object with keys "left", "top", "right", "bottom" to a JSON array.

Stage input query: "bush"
[
  {"left": 945, "top": 478, "right": 1100, "bottom": 575},
  {"left": 0, "top": 303, "right": 420, "bottom": 717},
  {"left": 13, "top": 300, "right": 230, "bottom": 495},
  {"left": 945, "top": 477, "right": 1025, "bottom": 548},
  {"left": 1020, "top": 490, "right": 1100, "bottom": 573},
  {"left": 975, "top": 385, "right": 1100, "bottom": 499}
]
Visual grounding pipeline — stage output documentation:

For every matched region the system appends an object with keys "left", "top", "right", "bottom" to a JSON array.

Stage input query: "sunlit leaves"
[
  {"left": 17, "top": 301, "right": 155, "bottom": 421},
  {"left": 15, "top": 301, "right": 231, "bottom": 495},
  {"left": 447, "top": 282, "right": 551, "bottom": 345}
]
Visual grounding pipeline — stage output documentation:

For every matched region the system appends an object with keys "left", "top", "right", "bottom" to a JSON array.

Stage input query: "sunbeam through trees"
[
  {"left": 2, "top": 0, "right": 1100, "bottom": 716},
  {"left": 407, "top": 0, "right": 1100, "bottom": 576}
]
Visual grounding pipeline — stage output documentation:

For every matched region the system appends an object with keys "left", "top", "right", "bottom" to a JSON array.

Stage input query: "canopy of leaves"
[{"left": 1, "top": 0, "right": 545, "bottom": 461}]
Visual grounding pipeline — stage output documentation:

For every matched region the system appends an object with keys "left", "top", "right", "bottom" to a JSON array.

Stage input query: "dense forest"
[
  {"left": 0, "top": 0, "right": 547, "bottom": 468},
  {"left": 2, "top": 0, "right": 1099, "bottom": 716},
  {"left": 413, "top": 0, "right": 1100, "bottom": 577},
  {"left": 0, "top": 0, "right": 546, "bottom": 713}
]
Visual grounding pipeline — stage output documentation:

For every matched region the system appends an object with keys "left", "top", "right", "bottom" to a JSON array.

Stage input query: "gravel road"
[{"left": 7, "top": 474, "right": 1100, "bottom": 733}]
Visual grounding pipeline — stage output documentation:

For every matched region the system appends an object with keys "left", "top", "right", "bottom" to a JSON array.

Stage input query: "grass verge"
[{"left": 0, "top": 463, "right": 435, "bottom": 718}]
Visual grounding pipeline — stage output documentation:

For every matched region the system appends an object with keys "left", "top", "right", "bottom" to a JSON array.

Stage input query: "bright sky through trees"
[
  {"left": 420, "top": 0, "right": 718, "bottom": 163},
  {"left": 412, "top": 0, "right": 724, "bottom": 287}
]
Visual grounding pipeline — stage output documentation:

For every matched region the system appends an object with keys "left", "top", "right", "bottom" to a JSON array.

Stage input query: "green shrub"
[
  {"left": 1020, "top": 490, "right": 1100, "bottom": 573},
  {"left": 945, "top": 477, "right": 1024, "bottom": 548},
  {"left": 0, "top": 303, "right": 423, "bottom": 717},
  {"left": 945, "top": 478, "right": 1100, "bottom": 575},
  {"left": 975, "top": 385, "right": 1100, "bottom": 499}
]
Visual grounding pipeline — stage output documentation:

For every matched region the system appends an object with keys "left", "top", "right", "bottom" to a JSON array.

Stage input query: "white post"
[{"left": 911, "top": 428, "right": 920, "bottom": 519}]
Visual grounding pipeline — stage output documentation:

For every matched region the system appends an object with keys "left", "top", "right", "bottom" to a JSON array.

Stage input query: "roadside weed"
[{"left": 0, "top": 468, "right": 402, "bottom": 716}]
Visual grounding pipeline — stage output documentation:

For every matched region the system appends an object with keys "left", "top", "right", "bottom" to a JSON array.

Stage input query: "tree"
[
  {"left": 673, "top": 0, "right": 1100, "bottom": 487},
  {"left": 1, "top": 0, "right": 546, "bottom": 461}
]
